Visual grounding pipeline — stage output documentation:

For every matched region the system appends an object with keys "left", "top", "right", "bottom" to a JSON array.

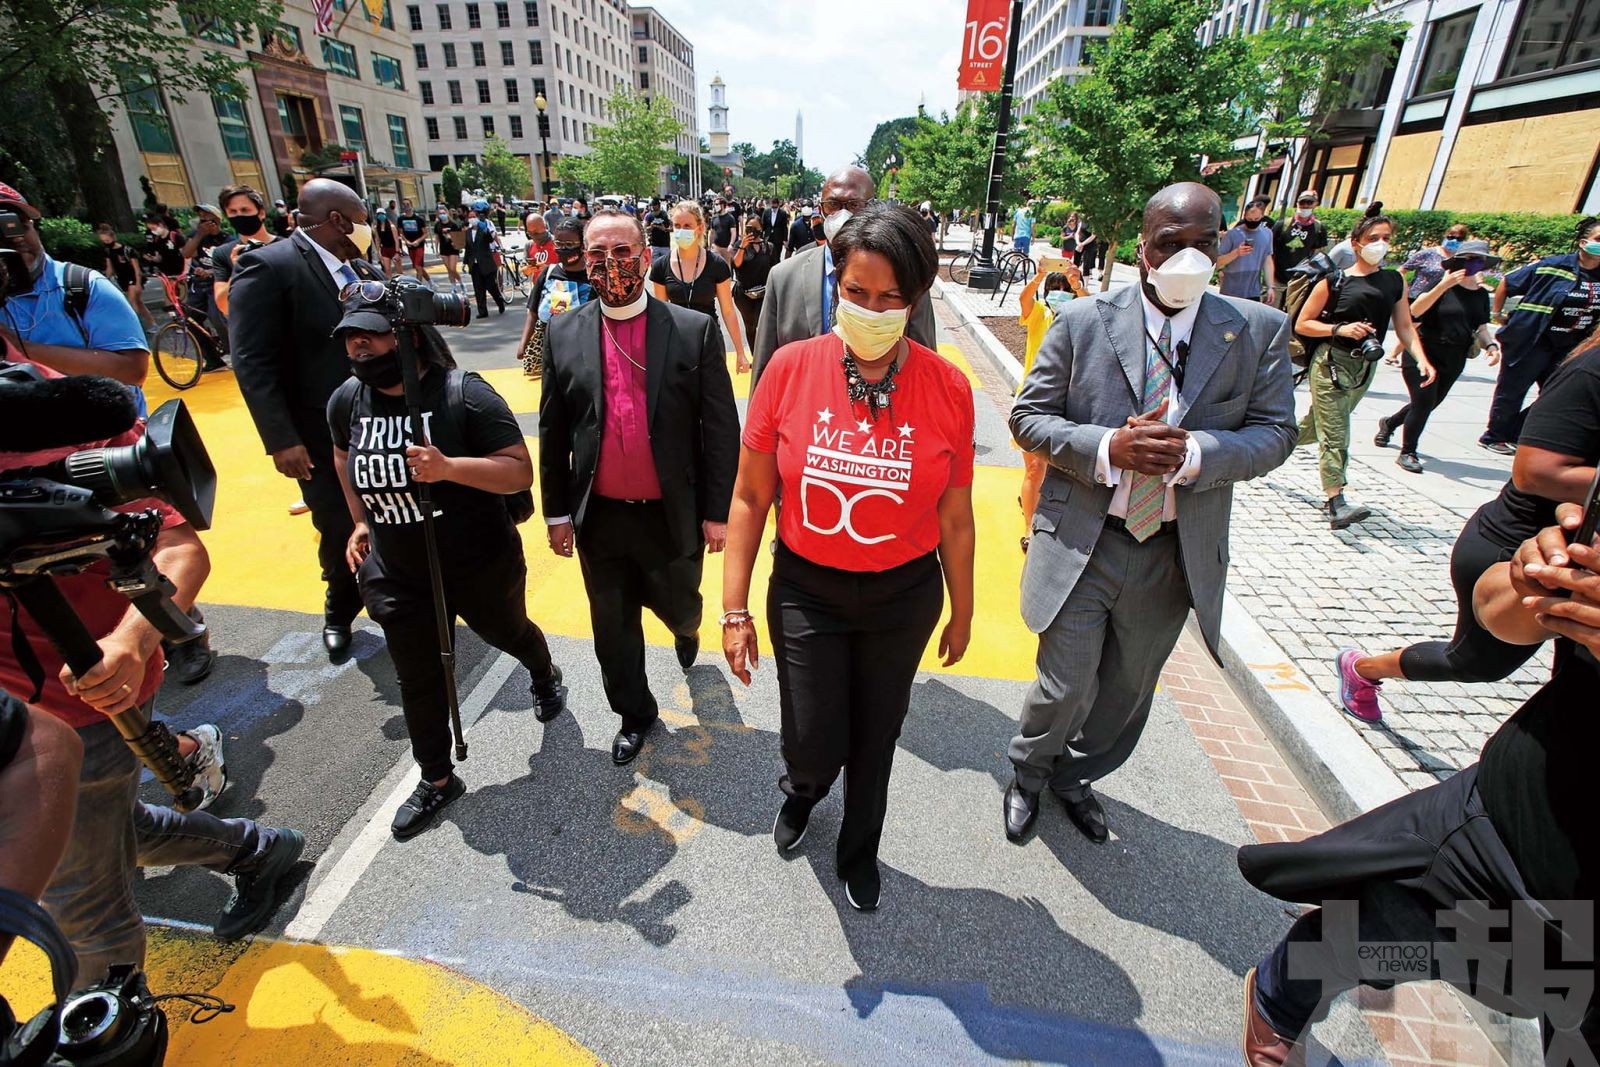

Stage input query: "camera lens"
[{"left": 431, "top": 290, "right": 473, "bottom": 328}]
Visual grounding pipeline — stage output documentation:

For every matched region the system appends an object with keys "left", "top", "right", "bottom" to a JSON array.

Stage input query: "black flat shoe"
[
  {"left": 773, "top": 796, "right": 813, "bottom": 852},
  {"left": 532, "top": 664, "right": 566, "bottom": 723},
  {"left": 1004, "top": 779, "right": 1040, "bottom": 843},
  {"left": 391, "top": 775, "right": 465, "bottom": 840},
  {"left": 612, "top": 718, "right": 655, "bottom": 766},
  {"left": 674, "top": 633, "right": 699, "bottom": 670},
  {"left": 843, "top": 864, "right": 880, "bottom": 912},
  {"left": 322, "top": 624, "right": 353, "bottom": 663},
  {"left": 1058, "top": 786, "right": 1109, "bottom": 843}
]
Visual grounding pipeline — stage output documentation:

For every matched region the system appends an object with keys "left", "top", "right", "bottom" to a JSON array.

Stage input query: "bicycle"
[
  {"left": 149, "top": 273, "right": 221, "bottom": 390},
  {"left": 944, "top": 235, "right": 1032, "bottom": 290},
  {"left": 499, "top": 252, "right": 528, "bottom": 296}
]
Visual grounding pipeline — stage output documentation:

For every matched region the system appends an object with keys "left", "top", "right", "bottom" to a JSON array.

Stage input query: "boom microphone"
[{"left": 0, "top": 364, "right": 139, "bottom": 451}]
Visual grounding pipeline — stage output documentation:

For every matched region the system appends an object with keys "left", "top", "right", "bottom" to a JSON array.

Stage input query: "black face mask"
[
  {"left": 350, "top": 351, "right": 403, "bottom": 389},
  {"left": 1242, "top": 218, "right": 1262, "bottom": 229},
  {"left": 230, "top": 213, "right": 265, "bottom": 236}
]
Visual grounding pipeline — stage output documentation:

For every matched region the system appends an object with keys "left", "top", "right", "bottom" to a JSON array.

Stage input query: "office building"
[
  {"left": 1013, "top": 0, "right": 1125, "bottom": 118},
  {"left": 411, "top": 0, "right": 633, "bottom": 200},
  {"left": 630, "top": 5, "right": 699, "bottom": 197},
  {"left": 108, "top": 0, "right": 431, "bottom": 211}
]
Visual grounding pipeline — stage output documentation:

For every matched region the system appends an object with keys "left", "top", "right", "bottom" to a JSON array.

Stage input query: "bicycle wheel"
[
  {"left": 152, "top": 321, "right": 205, "bottom": 390},
  {"left": 947, "top": 253, "right": 973, "bottom": 286},
  {"left": 1002, "top": 252, "right": 1034, "bottom": 285}
]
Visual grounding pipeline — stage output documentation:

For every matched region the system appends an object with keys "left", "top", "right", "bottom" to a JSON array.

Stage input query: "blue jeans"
[
  {"left": 1013, "top": 235, "right": 1032, "bottom": 256},
  {"left": 41, "top": 716, "right": 273, "bottom": 988}
]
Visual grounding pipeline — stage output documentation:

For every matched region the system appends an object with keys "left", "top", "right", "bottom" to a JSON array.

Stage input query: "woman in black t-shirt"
[
  {"left": 374, "top": 211, "right": 400, "bottom": 277},
  {"left": 648, "top": 200, "right": 750, "bottom": 372},
  {"left": 1376, "top": 239, "right": 1502, "bottom": 472},
  {"left": 1333, "top": 344, "right": 1600, "bottom": 724},
  {"left": 328, "top": 288, "right": 565, "bottom": 841},
  {"left": 730, "top": 217, "right": 774, "bottom": 358},
  {"left": 432, "top": 211, "right": 464, "bottom": 292},
  {"left": 1295, "top": 212, "right": 1433, "bottom": 529}
]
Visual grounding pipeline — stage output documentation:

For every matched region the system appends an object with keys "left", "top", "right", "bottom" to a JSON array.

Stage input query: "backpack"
[
  {"left": 329, "top": 368, "right": 535, "bottom": 526},
  {"left": 59, "top": 262, "right": 96, "bottom": 344},
  {"left": 1282, "top": 251, "right": 1346, "bottom": 369}
]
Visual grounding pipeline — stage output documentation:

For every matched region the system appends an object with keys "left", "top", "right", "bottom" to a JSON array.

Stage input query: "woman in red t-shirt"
[{"left": 721, "top": 203, "right": 976, "bottom": 912}]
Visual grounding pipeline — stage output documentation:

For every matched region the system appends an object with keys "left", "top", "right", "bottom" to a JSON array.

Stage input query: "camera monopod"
[{"left": 394, "top": 324, "right": 468, "bottom": 762}]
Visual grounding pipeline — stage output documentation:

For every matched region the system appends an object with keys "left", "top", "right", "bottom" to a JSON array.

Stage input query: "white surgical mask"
[
  {"left": 822, "top": 208, "right": 852, "bottom": 243},
  {"left": 1044, "top": 290, "right": 1073, "bottom": 313},
  {"left": 833, "top": 297, "right": 908, "bottom": 361},
  {"left": 1295, "top": 208, "right": 1314, "bottom": 220},
  {"left": 347, "top": 222, "right": 374, "bottom": 256},
  {"left": 672, "top": 227, "right": 698, "bottom": 249},
  {"left": 1359, "top": 239, "right": 1389, "bottom": 265},
  {"left": 1142, "top": 245, "right": 1213, "bottom": 309}
]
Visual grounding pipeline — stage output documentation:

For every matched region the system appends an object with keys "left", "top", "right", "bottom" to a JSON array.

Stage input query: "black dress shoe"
[
  {"left": 612, "top": 718, "right": 656, "bottom": 765},
  {"left": 1058, "top": 786, "right": 1110, "bottom": 843},
  {"left": 674, "top": 633, "right": 699, "bottom": 670},
  {"left": 531, "top": 664, "right": 566, "bottom": 723},
  {"left": 1004, "top": 779, "right": 1040, "bottom": 843},
  {"left": 322, "top": 624, "right": 353, "bottom": 663},
  {"left": 843, "top": 864, "right": 880, "bottom": 912}
]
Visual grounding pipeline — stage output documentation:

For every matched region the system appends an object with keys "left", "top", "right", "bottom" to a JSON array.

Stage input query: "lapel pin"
[{"left": 1223, "top": 331, "right": 1236, "bottom": 343}]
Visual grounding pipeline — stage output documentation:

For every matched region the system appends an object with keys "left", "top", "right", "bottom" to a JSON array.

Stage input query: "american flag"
[{"left": 312, "top": 0, "right": 335, "bottom": 34}]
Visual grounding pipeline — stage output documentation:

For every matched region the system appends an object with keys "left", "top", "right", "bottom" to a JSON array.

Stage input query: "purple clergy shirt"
[{"left": 593, "top": 310, "right": 662, "bottom": 500}]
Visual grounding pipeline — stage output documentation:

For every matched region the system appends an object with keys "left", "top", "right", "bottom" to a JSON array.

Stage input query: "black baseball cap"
[{"left": 331, "top": 283, "right": 395, "bottom": 337}]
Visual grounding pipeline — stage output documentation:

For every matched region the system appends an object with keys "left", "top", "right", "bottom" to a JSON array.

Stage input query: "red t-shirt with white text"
[{"left": 744, "top": 334, "right": 975, "bottom": 572}]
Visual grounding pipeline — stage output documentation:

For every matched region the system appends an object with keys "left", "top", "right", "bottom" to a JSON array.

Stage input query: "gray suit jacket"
[
  {"left": 1010, "top": 285, "right": 1297, "bottom": 656},
  {"left": 751, "top": 243, "right": 938, "bottom": 385}
]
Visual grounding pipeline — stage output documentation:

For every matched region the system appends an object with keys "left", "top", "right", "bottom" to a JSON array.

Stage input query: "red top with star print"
[{"left": 744, "top": 333, "right": 975, "bottom": 572}]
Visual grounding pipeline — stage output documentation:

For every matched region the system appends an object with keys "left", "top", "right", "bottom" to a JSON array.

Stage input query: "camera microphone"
[{"left": 0, "top": 364, "right": 139, "bottom": 451}]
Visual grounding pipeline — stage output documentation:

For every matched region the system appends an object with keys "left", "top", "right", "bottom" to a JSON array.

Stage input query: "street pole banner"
[{"left": 958, "top": 0, "right": 1011, "bottom": 91}]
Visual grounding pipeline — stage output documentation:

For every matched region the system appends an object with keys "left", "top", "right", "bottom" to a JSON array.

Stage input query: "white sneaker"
[
  {"left": 288, "top": 499, "right": 310, "bottom": 515},
  {"left": 182, "top": 724, "right": 229, "bottom": 811}
]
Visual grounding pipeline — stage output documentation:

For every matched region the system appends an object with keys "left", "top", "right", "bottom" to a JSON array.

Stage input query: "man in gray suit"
[
  {"left": 751, "top": 166, "right": 937, "bottom": 385},
  {"left": 1004, "top": 182, "right": 1298, "bottom": 844}
]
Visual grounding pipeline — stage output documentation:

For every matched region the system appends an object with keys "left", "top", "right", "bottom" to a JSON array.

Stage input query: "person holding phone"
[
  {"left": 730, "top": 218, "right": 774, "bottom": 356},
  {"left": 1215, "top": 197, "right": 1276, "bottom": 302},
  {"left": 1016, "top": 264, "right": 1088, "bottom": 552}
]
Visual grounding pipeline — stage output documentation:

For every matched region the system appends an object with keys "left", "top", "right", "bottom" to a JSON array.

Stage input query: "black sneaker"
[
  {"left": 1373, "top": 417, "right": 1394, "bottom": 449},
  {"left": 843, "top": 864, "right": 881, "bottom": 912},
  {"left": 391, "top": 775, "right": 465, "bottom": 840},
  {"left": 214, "top": 828, "right": 305, "bottom": 940},
  {"left": 773, "top": 796, "right": 813, "bottom": 852},
  {"left": 532, "top": 664, "right": 566, "bottom": 724},
  {"left": 164, "top": 635, "right": 217, "bottom": 685},
  {"left": 1397, "top": 452, "right": 1424, "bottom": 474},
  {"left": 1480, "top": 439, "right": 1517, "bottom": 456}
]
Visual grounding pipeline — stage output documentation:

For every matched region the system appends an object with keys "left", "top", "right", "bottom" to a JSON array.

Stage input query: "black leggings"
[
  {"left": 362, "top": 545, "right": 553, "bottom": 781},
  {"left": 734, "top": 292, "right": 762, "bottom": 354},
  {"left": 1396, "top": 511, "right": 1542, "bottom": 683},
  {"left": 1386, "top": 342, "right": 1469, "bottom": 454},
  {"left": 767, "top": 543, "right": 943, "bottom": 881}
]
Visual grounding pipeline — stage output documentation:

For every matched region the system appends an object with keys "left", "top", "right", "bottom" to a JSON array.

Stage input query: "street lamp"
[
  {"left": 886, "top": 152, "right": 899, "bottom": 203},
  {"left": 534, "top": 93, "right": 553, "bottom": 203}
]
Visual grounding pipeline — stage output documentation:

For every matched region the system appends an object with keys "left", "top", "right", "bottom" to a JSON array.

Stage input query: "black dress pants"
[
  {"left": 767, "top": 543, "right": 944, "bottom": 882},
  {"left": 734, "top": 292, "right": 762, "bottom": 352},
  {"left": 299, "top": 433, "right": 363, "bottom": 626},
  {"left": 1485, "top": 337, "right": 1563, "bottom": 445},
  {"left": 470, "top": 261, "right": 505, "bottom": 315},
  {"left": 1397, "top": 510, "right": 1543, "bottom": 684},
  {"left": 575, "top": 498, "right": 704, "bottom": 731},
  {"left": 361, "top": 544, "right": 554, "bottom": 782}
]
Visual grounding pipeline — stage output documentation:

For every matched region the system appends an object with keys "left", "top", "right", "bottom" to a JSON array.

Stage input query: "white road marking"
[{"left": 283, "top": 652, "right": 520, "bottom": 942}]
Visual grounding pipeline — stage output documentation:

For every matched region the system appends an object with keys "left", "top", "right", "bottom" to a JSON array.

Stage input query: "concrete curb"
[{"left": 930, "top": 276, "right": 1024, "bottom": 384}]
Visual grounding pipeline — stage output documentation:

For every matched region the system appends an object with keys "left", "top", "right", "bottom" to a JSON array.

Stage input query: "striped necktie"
[
  {"left": 337, "top": 263, "right": 360, "bottom": 291},
  {"left": 1124, "top": 318, "right": 1172, "bottom": 542}
]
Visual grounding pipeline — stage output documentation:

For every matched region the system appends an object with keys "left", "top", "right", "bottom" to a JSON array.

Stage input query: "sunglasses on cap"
[{"left": 340, "top": 280, "right": 389, "bottom": 304}]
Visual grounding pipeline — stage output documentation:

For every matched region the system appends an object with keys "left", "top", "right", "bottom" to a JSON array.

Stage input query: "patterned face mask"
[{"left": 592, "top": 253, "right": 646, "bottom": 306}]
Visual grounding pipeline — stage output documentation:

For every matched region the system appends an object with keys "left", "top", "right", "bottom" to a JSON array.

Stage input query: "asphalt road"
[{"left": 110, "top": 283, "right": 1385, "bottom": 1065}]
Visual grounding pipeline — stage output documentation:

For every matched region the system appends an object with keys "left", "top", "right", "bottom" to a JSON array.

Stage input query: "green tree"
[
  {"left": 858, "top": 116, "right": 921, "bottom": 186},
  {"left": 440, "top": 166, "right": 462, "bottom": 209},
  {"left": 0, "top": 0, "right": 284, "bottom": 225},
  {"left": 565, "top": 88, "right": 683, "bottom": 197},
  {"left": 1024, "top": 0, "right": 1255, "bottom": 287},
  {"left": 898, "top": 95, "right": 1028, "bottom": 215},
  {"left": 478, "top": 134, "right": 532, "bottom": 199}
]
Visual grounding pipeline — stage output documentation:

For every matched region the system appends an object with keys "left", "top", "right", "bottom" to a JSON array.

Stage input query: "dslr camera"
[
  {"left": 1353, "top": 334, "right": 1387, "bottom": 363},
  {"left": 349, "top": 276, "right": 473, "bottom": 328}
]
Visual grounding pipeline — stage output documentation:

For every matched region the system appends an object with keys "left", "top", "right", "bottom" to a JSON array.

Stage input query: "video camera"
[{"left": 344, "top": 275, "right": 473, "bottom": 329}]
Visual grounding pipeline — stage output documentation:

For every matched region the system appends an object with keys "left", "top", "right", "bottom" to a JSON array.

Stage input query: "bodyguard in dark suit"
[
  {"left": 786, "top": 210, "right": 816, "bottom": 259},
  {"left": 762, "top": 201, "right": 790, "bottom": 257},
  {"left": 461, "top": 200, "right": 506, "bottom": 318},
  {"left": 539, "top": 210, "right": 739, "bottom": 765},
  {"left": 229, "top": 178, "right": 383, "bottom": 661}
]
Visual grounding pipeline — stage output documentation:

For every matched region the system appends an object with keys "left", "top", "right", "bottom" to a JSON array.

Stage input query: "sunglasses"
[
  {"left": 339, "top": 280, "right": 389, "bottom": 304},
  {"left": 554, "top": 242, "right": 583, "bottom": 254}
]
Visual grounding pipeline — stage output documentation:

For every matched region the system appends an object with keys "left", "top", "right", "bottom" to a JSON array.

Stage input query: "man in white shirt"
[{"left": 1003, "top": 182, "right": 1298, "bottom": 844}]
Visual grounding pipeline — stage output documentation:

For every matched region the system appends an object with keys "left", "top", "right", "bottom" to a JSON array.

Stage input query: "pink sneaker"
[{"left": 1336, "top": 648, "right": 1383, "bottom": 723}]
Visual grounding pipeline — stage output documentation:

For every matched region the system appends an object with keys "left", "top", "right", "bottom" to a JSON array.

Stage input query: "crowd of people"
[{"left": 1, "top": 164, "right": 1597, "bottom": 1064}]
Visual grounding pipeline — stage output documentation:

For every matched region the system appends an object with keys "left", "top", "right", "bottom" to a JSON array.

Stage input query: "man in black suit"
[
  {"left": 539, "top": 209, "right": 739, "bottom": 765},
  {"left": 787, "top": 207, "right": 817, "bottom": 259},
  {"left": 461, "top": 200, "right": 506, "bottom": 318},
  {"left": 228, "top": 178, "right": 382, "bottom": 661},
  {"left": 762, "top": 199, "right": 790, "bottom": 259}
]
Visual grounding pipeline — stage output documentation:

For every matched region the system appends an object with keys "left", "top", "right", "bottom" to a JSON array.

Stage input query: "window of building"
[
  {"left": 271, "top": 21, "right": 303, "bottom": 54},
  {"left": 414, "top": 42, "right": 429, "bottom": 68},
  {"left": 525, "top": 0, "right": 538, "bottom": 25},
  {"left": 377, "top": 0, "right": 394, "bottom": 29},
  {"left": 637, "top": 44, "right": 648, "bottom": 64},
  {"left": 533, "top": 76, "right": 547, "bottom": 98},
  {"left": 510, "top": 114, "right": 524, "bottom": 138},
  {"left": 453, "top": 154, "right": 476, "bottom": 167},
  {"left": 339, "top": 105, "right": 368, "bottom": 152},
  {"left": 448, "top": 79, "right": 462, "bottom": 104},
  {"left": 407, "top": 4, "right": 422, "bottom": 29},
  {"left": 496, "top": 1, "right": 509, "bottom": 27},
  {"left": 454, "top": 116, "right": 468, "bottom": 139},
  {"left": 505, "top": 78, "right": 520, "bottom": 102},
  {"left": 322, "top": 38, "right": 360, "bottom": 78},
  {"left": 436, "top": 2, "right": 451, "bottom": 28},
  {"left": 638, "top": 71, "right": 649, "bottom": 89},
  {"left": 500, "top": 40, "right": 514, "bottom": 64},
  {"left": 388, "top": 115, "right": 413, "bottom": 168},
  {"left": 1413, "top": 9, "right": 1477, "bottom": 94},
  {"left": 373, "top": 52, "right": 405, "bottom": 89},
  {"left": 419, "top": 80, "right": 434, "bottom": 106},
  {"left": 1502, "top": 0, "right": 1598, "bottom": 78},
  {"left": 429, "top": 153, "right": 449, "bottom": 171},
  {"left": 212, "top": 94, "right": 258, "bottom": 161},
  {"left": 561, "top": 115, "right": 569, "bottom": 139},
  {"left": 477, "top": 78, "right": 491, "bottom": 103},
  {"left": 275, "top": 92, "right": 321, "bottom": 162},
  {"left": 471, "top": 41, "right": 486, "bottom": 66},
  {"left": 482, "top": 116, "right": 495, "bottom": 137},
  {"left": 466, "top": 2, "right": 481, "bottom": 27},
  {"left": 529, "top": 40, "right": 543, "bottom": 63},
  {"left": 426, "top": 116, "right": 440, "bottom": 140},
  {"left": 181, "top": 12, "right": 238, "bottom": 45},
  {"left": 1344, "top": 38, "right": 1402, "bottom": 107},
  {"left": 443, "top": 42, "right": 457, "bottom": 66}
]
